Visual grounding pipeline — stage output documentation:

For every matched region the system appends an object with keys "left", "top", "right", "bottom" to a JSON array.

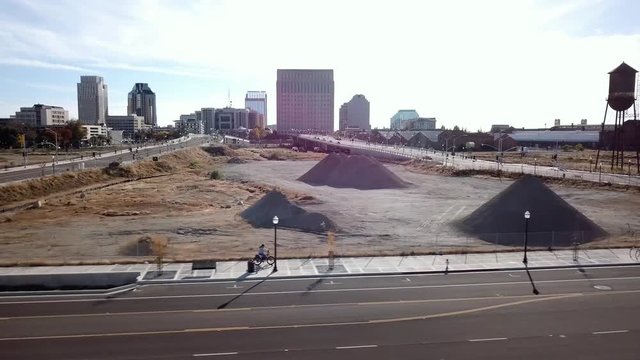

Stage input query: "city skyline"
[{"left": 1, "top": 0, "right": 639, "bottom": 130}]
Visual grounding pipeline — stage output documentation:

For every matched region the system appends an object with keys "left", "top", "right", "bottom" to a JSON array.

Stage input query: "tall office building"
[
  {"left": 245, "top": 91, "right": 267, "bottom": 126},
  {"left": 77, "top": 76, "right": 108, "bottom": 125},
  {"left": 276, "top": 69, "right": 334, "bottom": 133},
  {"left": 127, "top": 83, "right": 157, "bottom": 127},
  {"left": 339, "top": 94, "right": 370, "bottom": 131}
]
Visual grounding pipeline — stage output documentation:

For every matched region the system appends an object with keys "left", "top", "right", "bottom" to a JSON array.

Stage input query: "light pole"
[
  {"left": 523, "top": 211, "right": 531, "bottom": 264},
  {"left": 44, "top": 128, "right": 58, "bottom": 162},
  {"left": 272, "top": 215, "right": 279, "bottom": 272}
]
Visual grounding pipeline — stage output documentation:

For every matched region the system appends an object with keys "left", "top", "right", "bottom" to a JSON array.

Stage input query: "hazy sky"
[{"left": 1, "top": 0, "right": 639, "bottom": 130}]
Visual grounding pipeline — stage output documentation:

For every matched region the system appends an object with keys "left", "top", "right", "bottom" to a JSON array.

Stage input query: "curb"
[{"left": 136, "top": 262, "right": 640, "bottom": 285}]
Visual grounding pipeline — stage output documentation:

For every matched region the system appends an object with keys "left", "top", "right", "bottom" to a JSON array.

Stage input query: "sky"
[{"left": 0, "top": 0, "right": 639, "bottom": 131}]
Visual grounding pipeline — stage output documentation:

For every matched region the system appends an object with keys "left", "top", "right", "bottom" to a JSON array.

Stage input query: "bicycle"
[{"left": 253, "top": 252, "right": 275, "bottom": 266}]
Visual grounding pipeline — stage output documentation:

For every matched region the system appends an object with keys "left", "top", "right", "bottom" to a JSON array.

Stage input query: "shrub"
[
  {"left": 210, "top": 170, "right": 222, "bottom": 180},
  {"left": 562, "top": 145, "right": 572, "bottom": 152},
  {"left": 575, "top": 144, "right": 584, "bottom": 151}
]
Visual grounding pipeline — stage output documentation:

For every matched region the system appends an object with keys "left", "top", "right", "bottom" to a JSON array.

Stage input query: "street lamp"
[
  {"left": 523, "top": 211, "right": 531, "bottom": 264},
  {"left": 44, "top": 128, "right": 58, "bottom": 162},
  {"left": 272, "top": 215, "right": 279, "bottom": 272}
]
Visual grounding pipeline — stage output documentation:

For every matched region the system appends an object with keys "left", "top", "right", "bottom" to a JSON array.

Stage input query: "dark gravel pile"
[
  {"left": 298, "top": 153, "right": 407, "bottom": 190},
  {"left": 240, "top": 191, "right": 335, "bottom": 233},
  {"left": 456, "top": 175, "right": 606, "bottom": 247}
]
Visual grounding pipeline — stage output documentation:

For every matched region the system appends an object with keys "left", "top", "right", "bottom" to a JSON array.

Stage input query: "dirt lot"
[
  {"left": 472, "top": 149, "right": 639, "bottom": 175},
  {"left": 0, "top": 148, "right": 638, "bottom": 265}
]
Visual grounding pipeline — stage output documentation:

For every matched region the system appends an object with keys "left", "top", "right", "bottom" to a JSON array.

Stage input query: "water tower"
[{"left": 596, "top": 62, "right": 638, "bottom": 170}]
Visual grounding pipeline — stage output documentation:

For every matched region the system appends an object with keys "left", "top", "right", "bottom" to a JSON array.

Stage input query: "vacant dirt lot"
[{"left": 0, "top": 148, "right": 638, "bottom": 265}]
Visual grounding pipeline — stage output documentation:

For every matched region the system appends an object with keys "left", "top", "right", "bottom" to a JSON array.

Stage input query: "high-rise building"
[
  {"left": 339, "top": 94, "right": 370, "bottom": 131},
  {"left": 276, "top": 69, "right": 334, "bottom": 133},
  {"left": 245, "top": 91, "right": 267, "bottom": 125},
  {"left": 77, "top": 76, "right": 108, "bottom": 125},
  {"left": 127, "top": 83, "right": 157, "bottom": 127},
  {"left": 14, "top": 104, "right": 69, "bottom": 127},
  {"left": 390, "top": 110, "right": 419, "bottom": 129},
  {"left": 201, "top": 108, "right": 216, "bottom": 134}
]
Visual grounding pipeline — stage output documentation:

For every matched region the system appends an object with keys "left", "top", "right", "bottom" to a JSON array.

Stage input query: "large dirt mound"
[
  {"left": 456, "top": 175, "right": 607, "bottom": 247},
  {"left": 240, "top": 191, "right": 335, "bottom": 233},
  {"left": 298, "top": 153, "right": 408, "bottom": 190}
]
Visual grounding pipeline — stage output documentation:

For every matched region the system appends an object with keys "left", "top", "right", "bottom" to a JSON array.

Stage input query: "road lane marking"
[
  {"left": 193, "top": 352, "right": 238, "bottom": 357},
  {"left": 0, "top": 294, "right": 577, "bottom": 341},
  {"left": 468, "top": 338, "right": 508, "bottom": 342},
  {"left": 592, "top": 330, "right": 629, "bottom": 335},
  {"left": 336, "top": 344, "right": 378, "bottom": 349},
  {"left": 367, "top": 293, "right": 580, "bottom": 324},
  {"left": 0, "top": 294, "right": 572, "bottom": 320},
  {"left": 3, "top": 276, "right": 639, "bottom": 305}
]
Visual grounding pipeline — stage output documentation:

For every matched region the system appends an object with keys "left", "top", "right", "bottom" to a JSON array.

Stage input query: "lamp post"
[
  {"left": 44, "top": 128, "right": 58, "bottom": 162},
  {"left": 272, "top": 215, "right": 279, "bottom": 272},
  {"left": 523, "top": 211, "right": 531, "bottom": 264}
]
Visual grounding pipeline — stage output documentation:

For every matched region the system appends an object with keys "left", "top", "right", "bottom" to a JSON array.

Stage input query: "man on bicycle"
[{"left": 258, "top": 244, "right": 268, "bottom": 260}]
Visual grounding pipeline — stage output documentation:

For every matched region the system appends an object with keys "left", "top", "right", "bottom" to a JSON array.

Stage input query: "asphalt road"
[
  {"left": 1, "top": 266, "right": 639, "bottom": 359},
  {"left": 0, "top": 136, "right": 210, "bottom": 184}
]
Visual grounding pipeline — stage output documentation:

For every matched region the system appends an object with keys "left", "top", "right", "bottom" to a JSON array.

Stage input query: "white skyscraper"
[{"left": 77, "top": 76, "right": 108, "bottom": 125}]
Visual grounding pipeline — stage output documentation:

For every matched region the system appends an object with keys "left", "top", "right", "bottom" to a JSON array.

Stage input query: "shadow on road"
[
  {"left": 217, "top": 272, "right": 272, "bottom": 309},
  {"left": 524, "top": 264, "right": 540, "bottom": 295}
]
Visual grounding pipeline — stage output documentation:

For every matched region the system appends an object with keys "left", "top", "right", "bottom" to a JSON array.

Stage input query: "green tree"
[{"left": 67, "top": 121, "right": 87, "bottom": 145}]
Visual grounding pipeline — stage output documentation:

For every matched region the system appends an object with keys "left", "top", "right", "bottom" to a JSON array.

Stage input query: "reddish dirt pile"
[
  {"left": 240, "top": 190, "right": 335, "bottom": 233},
  {"left": 456, "top": 175, "right": 607, "bottom": 247},
  {"left": 298, "top": 154, "right": 408, "bottom": 190}
]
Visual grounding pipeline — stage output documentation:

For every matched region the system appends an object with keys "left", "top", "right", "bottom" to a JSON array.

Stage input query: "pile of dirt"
[
  {"left": 298, "top": 153, "right": 408, "bottom": 190},
  {"left": 456, "top": 175, "right": 607, "bottom": 247},
  {"left": 240, "top": 190, "right": 335, "bottom": 233}
]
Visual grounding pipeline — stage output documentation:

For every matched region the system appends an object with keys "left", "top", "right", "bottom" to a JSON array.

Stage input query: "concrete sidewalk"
[{"left": 0, "top": 248, "right": 637, "bottom": 285}]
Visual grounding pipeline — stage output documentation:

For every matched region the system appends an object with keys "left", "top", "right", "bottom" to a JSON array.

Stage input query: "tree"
[
  {"left": 67, "top": 121, "right": 87, "bottom": 146},
  {"left": 453, "top": 125, "right": 460, "bottom": 131},
  {"left": 0, "top": 127, "right": 20, "bottom": 148},
  {"left": 248, "top": 127, "right": 266, "bottom": 141}
]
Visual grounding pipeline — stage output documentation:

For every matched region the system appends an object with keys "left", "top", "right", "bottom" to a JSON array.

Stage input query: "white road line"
[
  {"left": 452, "top": 205, "right": 466, "bottom": 219},
  {"left": 592, "top": 330, "right": 629, "bottom": 335},
  {"left": 468, "top": 337, "right": 508, "bottom": 342},
  {"left": 336, "top": 344, "right": 378, "bottom": 350},
  {"left": 193, "top": 352, "right": 238, "bottom": 357},
  {"left": 2, "top": 276, "right": 640, "bottom": 305}
]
